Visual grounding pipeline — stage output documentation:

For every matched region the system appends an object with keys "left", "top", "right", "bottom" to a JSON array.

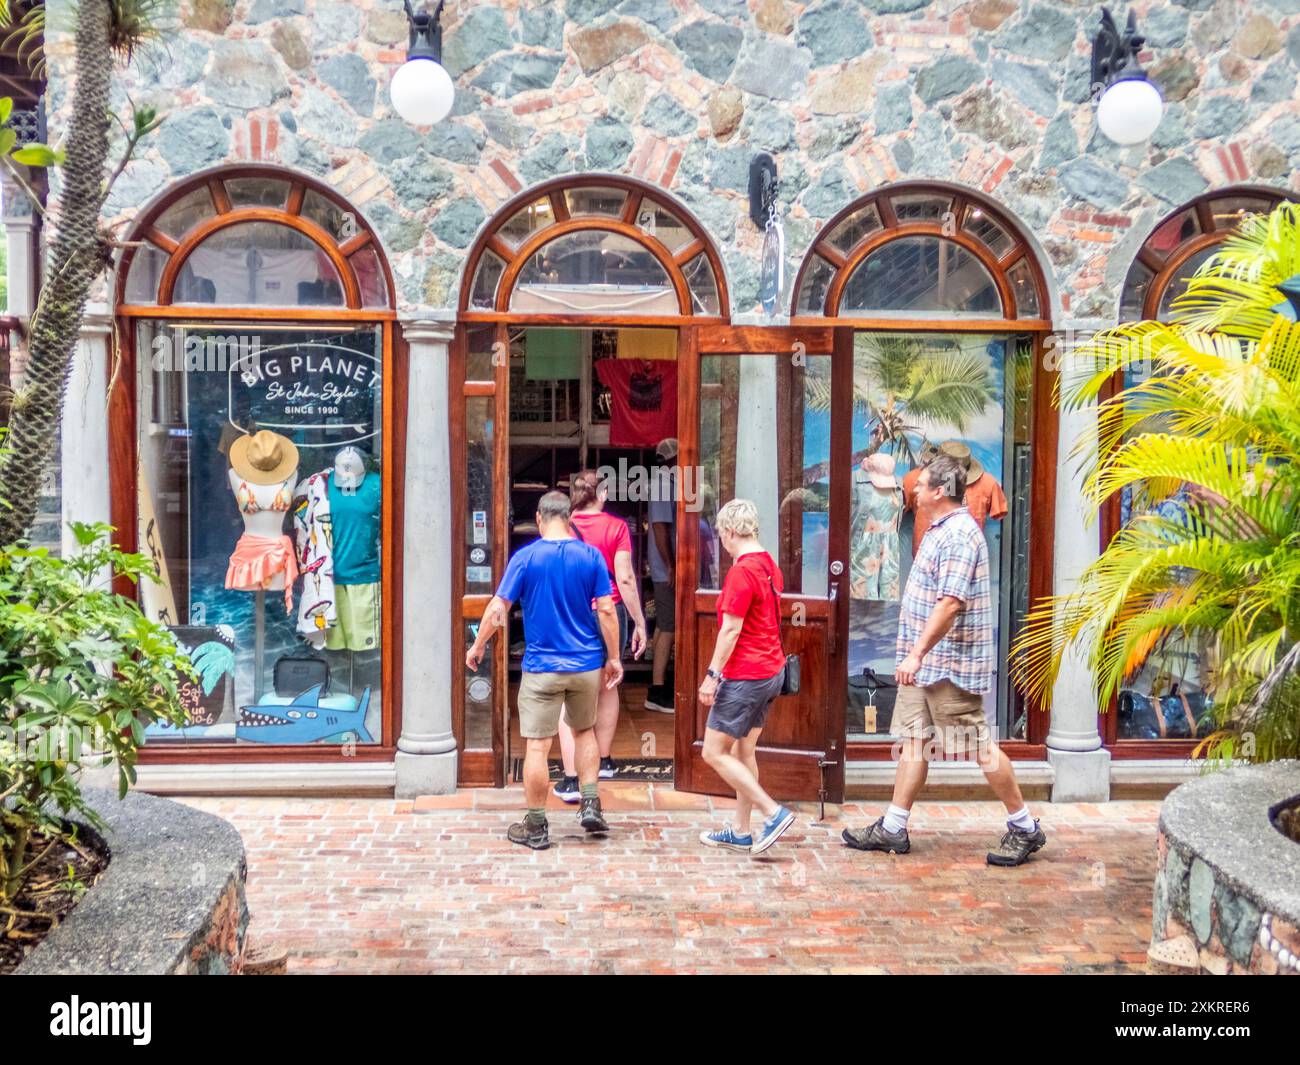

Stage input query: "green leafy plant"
[
  {"left": 1011, "top": 202, "right": 1300, "bottom": 765},
  {"left": 0, "top": 521, "right": 193, "bottom": 901}
]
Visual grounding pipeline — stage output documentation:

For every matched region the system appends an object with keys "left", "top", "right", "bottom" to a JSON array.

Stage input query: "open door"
[{"left": 674, "top": 325, "right": 851, "bottom": 803}]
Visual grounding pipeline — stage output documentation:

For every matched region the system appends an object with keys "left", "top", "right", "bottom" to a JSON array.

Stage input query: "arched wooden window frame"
[
  {"left": 110, "top": 164, "right": 402, "bottom": 766},
  {"left": 115, "top": 163, "right": 397, "bottom": 316},
  {"left": 1119, "top": 185, "right": 1291, "bottom": 323},
  {"left": 790, "top": 181, "right": 1051, "bottom": 328},
  {"left": 458, "top": 174, "right": 730, "bottom": 324}
]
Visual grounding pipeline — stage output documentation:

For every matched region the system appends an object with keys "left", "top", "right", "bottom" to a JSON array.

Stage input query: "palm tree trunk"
[{"left": 0, "top": 0, "right": 113, "bottom": 544}]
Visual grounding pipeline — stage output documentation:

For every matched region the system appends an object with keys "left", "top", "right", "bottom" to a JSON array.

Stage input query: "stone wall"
[{"left": 40, "top": 0, "right": 1300, "bottom": 323}]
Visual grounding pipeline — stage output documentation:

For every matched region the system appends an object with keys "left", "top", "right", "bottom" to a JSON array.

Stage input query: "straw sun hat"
[{"left": 229, "top": 429, "right": 299, "bottom": 485}]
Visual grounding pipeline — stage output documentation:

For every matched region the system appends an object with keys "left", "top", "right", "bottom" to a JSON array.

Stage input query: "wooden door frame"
[{"left": 672, "top": 324, "right": 849, "bottom": 803}]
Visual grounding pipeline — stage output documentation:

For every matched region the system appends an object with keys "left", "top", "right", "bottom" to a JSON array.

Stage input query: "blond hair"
[{"left": 716, "top": 498, "right": 760, "bottom": 539}]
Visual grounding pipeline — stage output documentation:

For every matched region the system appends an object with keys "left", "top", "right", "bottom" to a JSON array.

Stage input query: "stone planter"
[
  {"left": 15, "top": 788, "right": 248, "bottom": 975},
  {"left": 1150, "top": 761, "right": 1300, "bottom": 975}
]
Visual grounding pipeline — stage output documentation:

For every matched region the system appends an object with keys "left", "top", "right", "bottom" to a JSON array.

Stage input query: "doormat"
[{"left": 510, "top": 758, "right": 674, "bottom": 784}]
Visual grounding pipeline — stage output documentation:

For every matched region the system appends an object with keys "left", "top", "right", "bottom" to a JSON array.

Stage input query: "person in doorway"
[
  {"left": 697, "top": 499, "right": 796, "bottom": 856},
  {"left": 465, "top": 491, "right": 623, "bottom": 850},
  {"left": 645, "top": 437, "right": 678, "bottom": 713},
  {"left": 841, "top": 455, "right": 1047, "bottom": 866},
  {"left": 554, "top": 469, "right": 648, "bottom": 801}
]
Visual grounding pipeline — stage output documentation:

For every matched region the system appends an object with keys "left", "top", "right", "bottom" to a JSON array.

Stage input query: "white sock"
[
  {"left": 1008, "top": 807, "right": 1035, "bottom": 832},
  {"left": 882, "top": 804, "right": 911, "bottom": 834}
]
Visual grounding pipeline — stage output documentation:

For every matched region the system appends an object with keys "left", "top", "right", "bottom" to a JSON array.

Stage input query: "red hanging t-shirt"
[
  {"left": 569, "top": 510, "right": 631, "bottom": 605},
  {"left": 716, "top": 551, "right": 786, "bottom": 681},
  {"left": 595, "top": 359, "right": 677, "bottom": 447}
]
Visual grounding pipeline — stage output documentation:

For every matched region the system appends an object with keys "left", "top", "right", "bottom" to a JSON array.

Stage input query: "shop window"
[
  {"left": 116, "top": 167, "right": 396, "bottom": 752},
  {"left": 963, "top": 206, "right": 1014, "bottom": 259},
  {"left": 564, "top": 186, "right": 627, "bottom": 219},
  {"left": 796, "top": 254, "right": 835, "bottom": 316},
  {"left": 684, "top": 251, "right": 720, "bottom": 315},
  {"left": 511, "top": 230, "right": 677, "bottom": 315},
  {"left": 826, "top": 203, "right": 883, "bottom": 256},
  {"left": 841, "top": 236, "right": 1001, "bottom": 317},
  {"left": 500, "top": 196, "right": 555, "bottom": 247},
  {"left": 470, "top": 251, "right": 506, "bottom": 310}
]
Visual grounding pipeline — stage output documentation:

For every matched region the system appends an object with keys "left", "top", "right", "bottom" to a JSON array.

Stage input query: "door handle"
[{"left": 827, "top": 578, "right": 839, "bottom": 655}]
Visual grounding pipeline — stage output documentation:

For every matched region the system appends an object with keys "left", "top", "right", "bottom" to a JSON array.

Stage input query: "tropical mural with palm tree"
[{"left": 1011, "top": 201, "right": 1300, "bottom": 764}]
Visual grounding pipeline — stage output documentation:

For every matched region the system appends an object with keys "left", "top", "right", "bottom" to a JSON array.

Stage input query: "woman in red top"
[
  {"left": 697, "top": 499, "right": 796, "bottom": 856},
  {"left": 554, "top": 470, "right": 648, "bottom": 801}
]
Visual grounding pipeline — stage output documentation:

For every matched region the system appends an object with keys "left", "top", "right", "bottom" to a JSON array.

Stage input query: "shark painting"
[{"left": 237, "top": 685, "right": 373, "bottom": 745}]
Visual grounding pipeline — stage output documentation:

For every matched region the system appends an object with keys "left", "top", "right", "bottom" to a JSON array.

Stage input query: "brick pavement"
[{"left": 182, "top": 788, "right": 1162, "bottom": 975}]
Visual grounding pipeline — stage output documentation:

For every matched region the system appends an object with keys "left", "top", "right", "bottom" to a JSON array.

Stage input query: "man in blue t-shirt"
[{"left": 466, "top": 491, "right": 623, "bottom": 850}]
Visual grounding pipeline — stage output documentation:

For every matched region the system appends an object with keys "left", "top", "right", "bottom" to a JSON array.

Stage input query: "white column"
[
  {"left": 62, "top": 309, "right": 113, "bottom": 560},
  {"left": 1046, "top": 332, "right": 1110, "bottom": 801},
  {"left": 3, "top": 168, "right": 38, "bottom": 321},
  {"left": 394, "top": 318, "right": 458, "bottom": 796}
]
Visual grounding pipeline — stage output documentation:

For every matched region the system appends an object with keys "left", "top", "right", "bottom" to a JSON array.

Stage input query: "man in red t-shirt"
[{"left": 695, "top": 499, "right": 796, "bottom": 856}]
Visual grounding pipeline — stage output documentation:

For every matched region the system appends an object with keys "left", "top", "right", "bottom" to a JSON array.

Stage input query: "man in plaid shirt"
[{"left": 843, "top": 454, "right": 1048, "bottom": 867}]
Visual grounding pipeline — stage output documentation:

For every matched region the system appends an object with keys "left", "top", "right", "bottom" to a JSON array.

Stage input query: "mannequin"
[
  {"left": 325, "top": 446, "right": 381, "bottom": 653},
  {"left": 224, "top": 429, "right": 300, "bottom": 613}
]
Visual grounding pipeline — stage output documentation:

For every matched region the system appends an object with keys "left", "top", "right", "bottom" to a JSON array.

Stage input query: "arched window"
[
  {"left": 112, "top": 166, "right": 398, "bottom": 759},
  {"left": 793, "top": 184, "right": 1048, "bottom": 322},
  {"left": 792, "top": 183, "right": 1053, "bottom": 749},
  {"left": 1119, "top": 186, "right": 1290, "bottom": 323},
  {"left": 460, "top": 176, "right": 726, "bottom": 318}
]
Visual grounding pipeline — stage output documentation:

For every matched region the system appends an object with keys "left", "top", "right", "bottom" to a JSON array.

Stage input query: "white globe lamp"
[
  {"left": 392, "top": 0, "right": 455, "bottom": 127},
  {"left": 1097, "top": 75, "right": 1163, "bottom": 146}
]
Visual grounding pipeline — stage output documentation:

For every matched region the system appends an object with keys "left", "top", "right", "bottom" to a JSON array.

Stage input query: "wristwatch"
[{"left": 705, "top": 668, "right": 723, "bottom": 681}]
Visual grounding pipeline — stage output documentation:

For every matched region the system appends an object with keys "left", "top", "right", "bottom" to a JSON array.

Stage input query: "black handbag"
[
  {"left": 764, "top": 570, "right": 800, "bottom": 696},
  {"left": 274, "top": 655, "right": 331, "bottom": 698}
]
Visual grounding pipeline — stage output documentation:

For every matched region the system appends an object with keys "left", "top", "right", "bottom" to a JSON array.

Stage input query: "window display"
[{"left": 138, "top": 321, "right": 384, "bottom": 745}]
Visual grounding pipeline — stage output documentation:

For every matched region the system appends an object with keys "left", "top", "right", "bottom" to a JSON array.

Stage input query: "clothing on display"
[
  {"left": 184, "top": 246, "right": 332, "bottom": 306},
  {"left": 615, "top": 328, "right": 677, "bottom": 361},
  {"left": 328, "top": 472, "right": 381, "bottom": 585},
  {"left": 325, "top": 581, "right": 380, "bottom": 652},
  {"left": 225, "top": 533, "right": 299, "bottom": 613},
  {"left": 294, "top": 469, "right": 338, "bottom": 647},
  {"left": 850, "top": 453, "right": 904, "bottom": 602},
  {"left": 525, "top": 329, "right": 582, "bottom": 380},
  {"left": 902, "top": 443, "right": 1007, "bottom": 557},
  {"left": 595, "top": 358, "right": 677, "bottom": 447}
]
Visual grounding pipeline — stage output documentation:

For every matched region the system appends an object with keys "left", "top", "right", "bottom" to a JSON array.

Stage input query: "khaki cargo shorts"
[
  {"left": 517, "top": 669, "right": 601, "bottom": 739},
  {"left": 894, "top": 678, "right": 991, "bottom": 757}
]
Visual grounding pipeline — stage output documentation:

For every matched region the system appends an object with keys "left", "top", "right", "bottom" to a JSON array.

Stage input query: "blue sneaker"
[
  {"left": 751, "top": 806, "right": 795, "bottom": 855},
  {"left": 699, "top": 825, "right": 753, "bottom": 852}
]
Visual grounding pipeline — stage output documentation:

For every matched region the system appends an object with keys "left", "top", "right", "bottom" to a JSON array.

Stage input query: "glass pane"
[
  {"left": 963, "top": 206, "right": 1014, "bottom": 259},
  {"left": 511, "top": 231, "right": 679, "bottom": 315},
  {"left": 136, "top": 322, "right": 385, "bottom": 746},
  {"left": 175, "top": 222, "right": 344, "bottom": 306},
  {"left": 300, "top": 189, "right": 353, "bottom": 246},
  {"left": 1006, "top": 258, "right": 1040, "bottom": 318},
  {"left": 463, "top": 619, "right": 494, "bottom": 748},
  {"left": 1208, "top": 195, "right": 1276, "bottom": 231},
  {"left": 797, "top": 254, "right": 834, "bottom": 315},
  {"left": 826, "top": 202, "right": 883, "bottom": 256},
  {"left": 155, "top": 186, "right": 216, "bottom": 241},
  {"left": 350, "top": 245, "right": 388, "bottom": 308},
  {"left": 225, "top": 177, "right": 289, "bottom": 211},
  {"left": 842, "top": 237, "right": 1002, "bottom": 317},
  {"left": 846, "top": 332, "right": 1030, "bottom": 744},
  {"left": 1147, "top": 208, "right": 1200, "bottom": 260},
  {"left": 1120, "top": 261, "right": 1154, "bottom": 322},
  {"left": 631, "top": 201, "right": 693, "bottom": 253},
  {"left": 465, "top": 324, "right": 497, "bottom": 382},
  {"left": 1158, "top": 244, "right": 1218, "bottom": 321},
  {"left": 470, "top": 251, "right": 505, "bottom": 310},
  {"left": 891, "top": 192, "right": 951, "bottom": 223},
  {"left": 499, "top": 196, "right": 555, "bottom": 247},
  {"left": 684, "top": 252, "right": 720, "bottom": 315},
  {"left": 464, "top": 395, "right": 495, "bottom": 595},
  {"left": 125, "top": 241, "right": 167, "bottom": 304},
  {"left": 565, "top": 186, "right": 627, "bottom": 218},
  {"left": 697, "top": 353, "right": 831, "bottom": 595}
]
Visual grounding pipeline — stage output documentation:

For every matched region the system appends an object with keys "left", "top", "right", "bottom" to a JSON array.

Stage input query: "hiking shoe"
[
  {"left": 553, "top": 775, "right": 580, "bottom": 803},
  {"left": 699, "top": 825, "right": 754, "bottom": 852},
  {"left": 579, "top": 795, "right": 609, "bottom": 834},
  {"left": 507, "top": 816, "right": 549, "bottom": 850},
  {"left": 841, "top": 817, "right": 910, "bottom": 854},
  {"left": 987, "top": 820, "right": 1046, "bottom": 867},
  {"left": 751, "top": 806, "right": 795, "bottom": 855},
  {"left": 598, "top": 757, "right": 618, "bottom": 780},
  {"left": 644, "top": 685, "right": 675, "bottom": 713}
]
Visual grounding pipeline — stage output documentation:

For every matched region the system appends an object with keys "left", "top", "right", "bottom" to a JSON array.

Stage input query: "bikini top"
[{"left": 235, "top": 477, "right": 295, "bottom": 515}]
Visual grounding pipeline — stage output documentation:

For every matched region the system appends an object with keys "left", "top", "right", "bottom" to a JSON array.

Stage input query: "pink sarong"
[{"left": 225, "top": 534, "right": 299, "bottom": 614}]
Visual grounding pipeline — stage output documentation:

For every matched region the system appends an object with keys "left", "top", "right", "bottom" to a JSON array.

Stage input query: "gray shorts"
[
  {"left": 653, "top": 580, "right": 675, "bottom": 633},
  {"left": 705, "top": 668, "right": 785, "bottom": 739}
]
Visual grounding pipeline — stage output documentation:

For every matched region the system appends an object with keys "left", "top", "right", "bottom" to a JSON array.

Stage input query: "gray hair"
[
  {"left": 925, "top": 454, "right": 967, "bottom": 501},
  {"left": 537, "top": 490, "right": 572, "bottom": 524},
  {"left": 716, "top": 498, "right": 761, "bottom": 538}
]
